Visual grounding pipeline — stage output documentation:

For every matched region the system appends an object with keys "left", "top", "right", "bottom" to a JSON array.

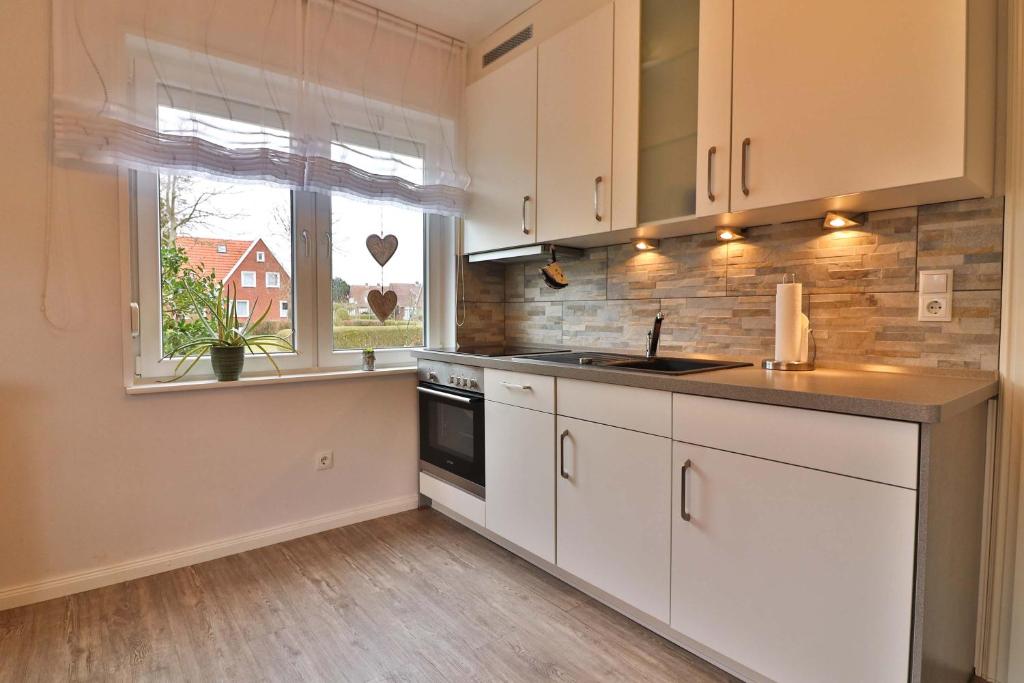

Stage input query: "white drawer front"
[
  {"left": 420, "top": 472, "right": 485, "bottom": 526},
  {"left": 557, "top": 378, "right": 672, "bottom": 437},
  {"left": 672, "top": 394, "right": 919, "bottom": 489},
  {"left": 485, "top": 369, "right": 555, "bottom": 413}
]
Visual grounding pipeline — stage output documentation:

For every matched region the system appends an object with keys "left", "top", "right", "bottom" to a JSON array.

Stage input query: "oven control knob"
[
  {"left": 458, "top": 377, "right": 467, "bottom": 387},
  {"left": 428, "top": 371, "right": 438, "bottom": 382},
  {"left": 469, "top": 379, "right": 479, "bottom": 389},
  {"left": 448, "top": 375, "right": 455, "bottom": 384}
]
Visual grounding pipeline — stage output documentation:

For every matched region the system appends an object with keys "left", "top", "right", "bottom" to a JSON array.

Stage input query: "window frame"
[
  {"left": 240, "top": 270, "right": 257, "bottom": 288},
  {"left": 129, "top": 170, "right": 451, "bottom": 383},
  {"left": 256, "top": 251, "right": 266, "bottom": 263},
  {"left": 279, "top": 300, "right": 289, "bottom": 318},
  {"left": 265, "top": 271, "right": 281, "bottom": 288}
]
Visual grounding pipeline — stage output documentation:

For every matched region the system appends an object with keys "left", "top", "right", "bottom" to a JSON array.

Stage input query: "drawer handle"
[
  {"left": 741, "top": 137, "right": 751, "bottom": 197},
  {"left": 706, "top": 146, "right": 716, "bottom": 202},
  {"left": 560, "top": 429, "right": 571, "bottom": 480},
  {"left": 680, "top": 459, "right": 692, "bottom": 521},
  {"left": 500, "top": 381, "right": 532, "bottom": 391}
]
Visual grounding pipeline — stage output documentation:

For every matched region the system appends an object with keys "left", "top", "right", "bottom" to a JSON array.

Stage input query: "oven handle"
[{"left": 417, "top": 386, "right": 476, "bottom": 404}]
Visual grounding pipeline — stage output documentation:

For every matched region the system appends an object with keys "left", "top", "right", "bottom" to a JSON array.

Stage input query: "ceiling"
[{"left": 365, "top": 0, "right": 537, "bottom": 43}]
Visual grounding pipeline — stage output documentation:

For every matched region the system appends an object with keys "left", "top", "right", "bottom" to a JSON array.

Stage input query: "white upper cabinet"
[
  {"left": 729, "top": 0, "right": 995, "bottom": 214},
  {"left": 613, "top": 0, "right": 734, "bottom": 229},
  {"left": 464, "top": 48, "right": 538, "bottom": 254},
  {"left": 536, "top": 4, "right": 615, "bottom": 241}
]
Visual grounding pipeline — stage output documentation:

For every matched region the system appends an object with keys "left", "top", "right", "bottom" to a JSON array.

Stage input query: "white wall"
[{"left": 0, "top": 0, "right": 419, "bottom": 606}]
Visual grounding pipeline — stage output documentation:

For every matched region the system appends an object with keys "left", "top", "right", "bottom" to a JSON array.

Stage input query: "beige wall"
[{"left": 0, "top": 1, "right": 418, "bottom": 603}]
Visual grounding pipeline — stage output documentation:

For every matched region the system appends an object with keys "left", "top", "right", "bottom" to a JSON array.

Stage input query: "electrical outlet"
[
  {"left": 918, "top": 269, "right": 953, "bottom": 322},
  {"left": 918, "top": 295, "right": 951, "bottom": 322},
  {"left": 315, "top": 451, "right": 334, "bottom": 471}
]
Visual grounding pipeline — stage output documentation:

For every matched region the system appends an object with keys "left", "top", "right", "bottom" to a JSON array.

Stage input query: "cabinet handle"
[
  {"left": 560, "top": 429, "right": 570, "bottom": 480},
  {"left": 594, "top": 176, "right": 604, "bottom": 222},
  {"left": 707, "top": 146, "right": 717, "bottom": 202},
  {"left": 741, "top": 137, "right": 751, "bottom": 197},
  {"left": 522, "top": 195, "right": 531, "bottom": 234},
  {"left": 680, "top": 459, "right": 692, "bottom": 521}
]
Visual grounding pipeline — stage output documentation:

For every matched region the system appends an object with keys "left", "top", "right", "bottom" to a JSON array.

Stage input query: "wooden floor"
[{"left": 0, "top": 508, "right": 738, "bottom": 682}]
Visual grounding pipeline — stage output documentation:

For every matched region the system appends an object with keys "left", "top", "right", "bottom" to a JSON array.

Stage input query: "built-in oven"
[{"left": 417, "top": 360, "right": 485, "bottom": 499}]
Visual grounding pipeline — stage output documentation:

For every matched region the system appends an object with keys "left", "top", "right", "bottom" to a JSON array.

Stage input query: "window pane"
[
  {"left": 329, "top": 197, "right": 424, "bottom": 351},
  {"left": 158, "top": 173, "right": 294, "bottom": 357}
]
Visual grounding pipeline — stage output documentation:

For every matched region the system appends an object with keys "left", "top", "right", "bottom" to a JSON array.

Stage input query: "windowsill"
[{"left": 125, "top": 365, "right": 417, "bottom": 395}]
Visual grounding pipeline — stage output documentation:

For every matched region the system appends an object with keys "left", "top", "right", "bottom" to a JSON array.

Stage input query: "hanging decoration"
[{"left": 365, "top": 205, "right": 400, "bottom": 322}]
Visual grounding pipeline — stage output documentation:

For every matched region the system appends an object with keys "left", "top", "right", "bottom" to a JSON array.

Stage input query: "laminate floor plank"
[{"left": 1, "top": 508, "right": 737, "bottom": 682}]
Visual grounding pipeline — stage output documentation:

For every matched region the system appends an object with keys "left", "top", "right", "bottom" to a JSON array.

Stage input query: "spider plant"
[{"left": 163, "top": 272, "right": 294, "bottom": 381}]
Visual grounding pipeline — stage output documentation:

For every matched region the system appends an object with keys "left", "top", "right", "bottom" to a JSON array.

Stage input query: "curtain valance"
[{"left": 51, "top": 0, "right": 469, "bottom": 215}]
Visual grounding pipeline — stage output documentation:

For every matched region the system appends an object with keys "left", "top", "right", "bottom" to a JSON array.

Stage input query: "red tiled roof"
[{"left": 175, "top": 236, "right": 255, "bottom": 280}]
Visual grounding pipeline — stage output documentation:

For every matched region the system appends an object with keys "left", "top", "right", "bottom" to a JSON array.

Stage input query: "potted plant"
[
  {"left": 362, "top": 347, "right": 376, "bottom": 371},
  {"left": 163, "top": 272, "right": 294, "bottom": 381}
]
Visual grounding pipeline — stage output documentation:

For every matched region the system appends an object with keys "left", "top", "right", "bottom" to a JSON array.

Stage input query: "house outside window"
[
  {"left": 256, "top": 251, "right": 265, "bottom": 262},
  {"left": 266, "top": 272, "right": 281, "bottom": 288},
  {"left": 280, "top": 300, "right": 289, "bottom": 318},
  {"left": 235, "top": 299, "right": 251, "bottom": 318},
  {"left": 240, "top": 271, "right": 256, "bottom": 288}
]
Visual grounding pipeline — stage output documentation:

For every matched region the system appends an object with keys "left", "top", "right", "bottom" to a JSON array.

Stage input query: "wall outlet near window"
[{"left": 315, "top": 451, "right": 334, "bottom": 471}]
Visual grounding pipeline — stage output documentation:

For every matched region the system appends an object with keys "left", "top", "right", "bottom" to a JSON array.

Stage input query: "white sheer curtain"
[{"left": 51, "top": 0, "right": 468, "bottom": 215}]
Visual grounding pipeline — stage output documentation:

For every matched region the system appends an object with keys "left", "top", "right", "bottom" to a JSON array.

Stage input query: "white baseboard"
[{"left": 0, "top": 494, "right": 420, "bottom": 612}]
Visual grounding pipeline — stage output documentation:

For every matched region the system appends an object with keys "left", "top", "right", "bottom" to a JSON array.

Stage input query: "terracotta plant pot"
[{"left": 210, "top": 346, "right": 245, "bottom": 381}]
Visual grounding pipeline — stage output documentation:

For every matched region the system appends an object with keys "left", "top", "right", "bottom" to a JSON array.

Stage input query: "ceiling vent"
[{"left": 483, "top": 25, "right": 533, "bottom": 68}]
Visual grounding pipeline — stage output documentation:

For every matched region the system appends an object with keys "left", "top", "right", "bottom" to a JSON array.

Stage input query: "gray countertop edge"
[{"left": 412, "top": 350, "right": 998, "bottom": 424}]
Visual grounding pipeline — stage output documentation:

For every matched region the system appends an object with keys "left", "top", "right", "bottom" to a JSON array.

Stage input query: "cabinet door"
[
  {"left": 537, "top": 4, "right": 614, "bottom": 241},
  {"left": 557, "top": 416, "right": 671, "bottom": 621},
  {"left": 671, "top": 442, "right": 916, "bottom": 683},
  {"left": 694, "top": 0, "right": 733, "bottom": 217},
  {"left": 485, "top": 401, "right": 555, "bottom": 562},
  {"left": 730, "top": 0, "right": 976, "bottom": 212},
  {"left": 464, "top": 48, "right": 537, "bottom": 254}
]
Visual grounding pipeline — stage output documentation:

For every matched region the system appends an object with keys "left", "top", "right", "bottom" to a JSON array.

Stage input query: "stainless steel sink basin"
[{"left": 513, "top": 351, "right": 751, "bottom": 376}]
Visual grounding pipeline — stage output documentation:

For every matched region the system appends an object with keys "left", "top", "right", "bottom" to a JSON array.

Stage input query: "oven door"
[{"left": 418, "top": 383, "right": 485, "bottom": 497}]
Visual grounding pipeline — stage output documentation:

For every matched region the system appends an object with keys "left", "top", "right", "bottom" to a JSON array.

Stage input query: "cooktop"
[{"left": 424, "top": 344, "right": 570, "bottom": 358}]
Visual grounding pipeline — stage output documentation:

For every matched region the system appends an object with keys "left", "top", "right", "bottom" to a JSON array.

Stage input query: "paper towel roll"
[
  {"left": 798, "top": 313, "right": 810, "bottom": 363},
  {"left": 774, "top": 282, "right": 803, "bottom": 362}
]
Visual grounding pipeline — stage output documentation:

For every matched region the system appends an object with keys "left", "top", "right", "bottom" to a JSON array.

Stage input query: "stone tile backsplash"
[{"left": 457, "top": 196, "right": 1004, "bottom": 372}]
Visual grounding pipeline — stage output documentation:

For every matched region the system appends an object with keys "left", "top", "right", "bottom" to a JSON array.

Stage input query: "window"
[{"left": 130, "top": 108, "right": 452, "bottom": 382}]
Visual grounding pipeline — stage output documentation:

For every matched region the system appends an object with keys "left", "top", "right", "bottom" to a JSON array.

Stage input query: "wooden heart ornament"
[
  {"left": 366, "top": 234, "right": 399, "bottom": 267},
  {"left": 367, "top": 289, "right": 398, "bottom": 322}
]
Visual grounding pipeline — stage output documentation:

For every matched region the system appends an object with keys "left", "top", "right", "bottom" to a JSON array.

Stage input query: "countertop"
[{"left": 412, "top": 350, "right": 998, "bottom": 424}]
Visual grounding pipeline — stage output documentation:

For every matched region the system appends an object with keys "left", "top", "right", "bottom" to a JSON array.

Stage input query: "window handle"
[
  {"left": 324, "top": 230, "right": 333, "bottom": 251},
  {"left": 301, "top": 230, "right": 310, "bottom": 258},
  {"left": 129, "top": 302, "right": 140, "bottom": 338}
]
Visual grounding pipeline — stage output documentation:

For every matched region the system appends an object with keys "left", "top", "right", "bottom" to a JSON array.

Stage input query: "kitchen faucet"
[{"left": 645, "top": 312, "right": 664, "bottom": 359}]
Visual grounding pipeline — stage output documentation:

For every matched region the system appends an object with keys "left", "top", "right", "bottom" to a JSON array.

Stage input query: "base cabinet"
[
  {"left": 484, "top": 401, "right": 555, "bottom": 562},
  {"left": 556, "top": 416, "right": 671, "bottom": 621},
  {"left": 671, "top": 442, "right": 916, "bottom": 683}
]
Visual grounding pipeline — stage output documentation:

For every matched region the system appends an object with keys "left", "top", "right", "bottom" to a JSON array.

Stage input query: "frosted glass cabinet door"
[
  {"left": 464, "top": 48, "right": 537, "bottom": 254},
  {"left": 537, "top": 3, "right": 614, "bottom": 241},
  {"left": 671, "top": 442, "right": 916, "bottom": 683}
]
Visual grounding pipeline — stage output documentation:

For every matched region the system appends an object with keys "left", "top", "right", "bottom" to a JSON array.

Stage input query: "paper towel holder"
[{"left": 763, "top": 328, "right": 816, "bottom": 371}]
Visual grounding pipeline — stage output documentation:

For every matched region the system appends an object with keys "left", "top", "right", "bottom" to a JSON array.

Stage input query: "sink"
[
  {"left": 513, "top": 351, "right": 751, "bottom": 376},
  {"left": 600, "top": 357, "right": 751, "bottom": 374}
]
